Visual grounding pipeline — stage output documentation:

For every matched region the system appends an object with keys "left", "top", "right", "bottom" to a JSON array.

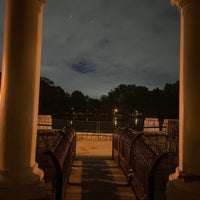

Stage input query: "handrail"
[
  {"left": 36, "top": 127, "right": 76, "bottom": 200},
  {"left": 113, "top": 127, "right": 171, "bottom": 200}
]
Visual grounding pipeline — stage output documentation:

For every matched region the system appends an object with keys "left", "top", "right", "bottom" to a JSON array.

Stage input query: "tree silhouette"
[
  {"left": 69, "top": 90, "right": 87, "bottom": 113},
  {"left": 39, "top": 77, "right": 67, "bottom": 115},
  {"left": 0, "top": 73, "right": 179, "bottom": 119}
]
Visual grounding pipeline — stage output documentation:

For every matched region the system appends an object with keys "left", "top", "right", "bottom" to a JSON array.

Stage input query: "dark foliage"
[
  {"left": 39, "top": 77, "right": 67, "bottom": 115},
  {"left": 38, "top": 77, "right": 179, "bottom": 120}
]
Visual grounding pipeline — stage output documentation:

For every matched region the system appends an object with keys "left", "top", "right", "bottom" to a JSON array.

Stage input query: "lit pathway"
[{"left": 65, "top": 133, "right": 136, "bottom": 200}]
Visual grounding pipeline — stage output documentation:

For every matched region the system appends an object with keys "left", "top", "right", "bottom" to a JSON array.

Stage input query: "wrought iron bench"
[
  {"left": 113, "top": 127, "right": 171, "bottom": 200},
  {"left": 37, "top": 127, "right": 76, "bottom": 200}
]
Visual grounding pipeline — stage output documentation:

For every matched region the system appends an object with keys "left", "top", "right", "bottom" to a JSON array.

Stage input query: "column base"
[
  {"left": 0, "top": 163, "right": 49, "bottom": 199},
  {"left": 0, "top": 182, "right": 49, "bottom": 200},
  {"left": 166, "top": 167, "right": 200, "bottom": 200},
  {"left": 0, "top": 163, "right": 44, "bottom": 187}
]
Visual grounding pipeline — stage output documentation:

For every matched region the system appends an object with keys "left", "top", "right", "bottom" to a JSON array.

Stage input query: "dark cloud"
[
  {"left": 98, "top": 38, "right": 110, "bottom": 49},
  {"left": 0, "top": 0, "right": 180, "bottom": 98},
  {"left": 71, "top": 58, "right": 95, "bottom": 74}
]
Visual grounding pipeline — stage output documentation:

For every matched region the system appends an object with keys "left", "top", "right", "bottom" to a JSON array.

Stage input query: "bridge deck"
[{"left": 65, "top": 133, "right": 136, "bottom": 200}]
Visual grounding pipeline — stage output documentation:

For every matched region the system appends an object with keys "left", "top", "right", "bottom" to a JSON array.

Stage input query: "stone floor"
[{"left": 65, "top": 135, "right": 136, "bottom": 200}]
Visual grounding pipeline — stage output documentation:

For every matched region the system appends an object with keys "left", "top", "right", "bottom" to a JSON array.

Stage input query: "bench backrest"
[
  {"left": 44, "top": 128, "right": 76, "bottom": 200},
  {"left": 113, "top": 127, "right": 168, "bottom": 200}
]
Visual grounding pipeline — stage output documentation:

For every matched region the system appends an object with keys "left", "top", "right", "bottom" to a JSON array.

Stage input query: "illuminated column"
[
  {"left": 167, "top": 0, "right": 200, "bottom": 199},
  {"left": 0, "top": 0, "right": 47, "bottom": 199}
]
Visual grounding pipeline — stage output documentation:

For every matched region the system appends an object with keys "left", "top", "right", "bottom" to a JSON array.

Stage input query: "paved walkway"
[{"left": 65, "top": 135, "right": 136, "bottom": 200}]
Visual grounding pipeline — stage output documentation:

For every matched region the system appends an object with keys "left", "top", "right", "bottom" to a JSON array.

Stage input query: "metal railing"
[
  {"left": 36, "top": 128, "right": 76, "bottom": 200},
  {"left": 112, "top": 127, "right": 175, "bottom": 200},
  {"left": 49, "top": 119, "right": 144, "bottom": 133}
]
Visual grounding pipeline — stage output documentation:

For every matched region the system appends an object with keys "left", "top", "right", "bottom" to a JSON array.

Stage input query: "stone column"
[
  {"left": 0, "top": 0, "right": 47, "bottom": 199},
  {"left": 167, "top": 0, "right": 200, "bottom": 199}
]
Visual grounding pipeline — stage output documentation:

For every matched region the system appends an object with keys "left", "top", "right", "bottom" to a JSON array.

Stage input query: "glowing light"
[
  {"left": 113, "top": 108, "right": 118, "bottom": 114},
  {"left": 135, "top": 118, "right": 138, "bottom": 125}
]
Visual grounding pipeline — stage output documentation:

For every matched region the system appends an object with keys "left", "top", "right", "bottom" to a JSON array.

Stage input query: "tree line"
[{"left": 39, "top": 77, "right": 179, "bottom": 120}]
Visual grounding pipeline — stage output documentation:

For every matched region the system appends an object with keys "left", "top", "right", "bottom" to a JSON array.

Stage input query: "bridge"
[
  {"left": 66, "top": 134, "right": 136, "bottom": 200},
  {"left": 36, "top": 127, "right": 178, "bottom": 200}
]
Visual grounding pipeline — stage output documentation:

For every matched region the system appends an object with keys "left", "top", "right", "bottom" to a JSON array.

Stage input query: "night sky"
[{"left": 0, "top": 0, "right": 180, "bottom": 98}]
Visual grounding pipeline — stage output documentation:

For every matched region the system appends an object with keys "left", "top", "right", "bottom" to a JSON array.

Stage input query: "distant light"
[
  {"left": 114, "top": 108, "right": 118, "bottom": 114},
  {"left": 135, "top": 118, "right": 138, "bottom": 125}
]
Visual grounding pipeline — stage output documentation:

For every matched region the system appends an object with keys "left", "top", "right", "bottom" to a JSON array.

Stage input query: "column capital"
[
  {"left": 171, "top": 0, "right": 190, "bottom": 9},
  {"left": 38, "top": 0, "right": 46, "bottom": 5},
  {"left": 37, "top": 0, "right": 46, "bottom": 8}
]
